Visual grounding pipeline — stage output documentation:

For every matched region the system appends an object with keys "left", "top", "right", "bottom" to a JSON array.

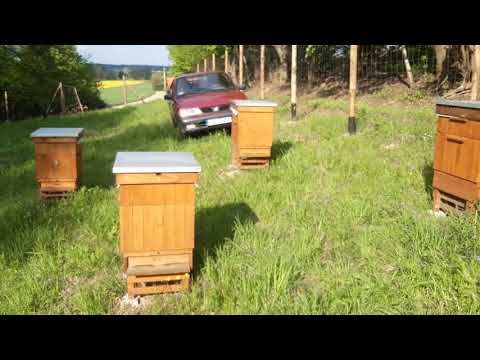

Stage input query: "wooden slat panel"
[
  {"left": 119, "top": 184, "right": 193, "bottom": 206},
  {"left": 433, "top": 171, "right": 480, "bottom": 202},
  {"left": 127, "top": 263, "right": 190, "bottom": 276},
  {"left": 116, "top": 173, "right": 198, "bottom": 185},
  {"left": 128, "top": 254, "right": 191, "bottom": 267},
  {"left": 433, "top": 132, "right": 480, "bottom": 182},
  {"left": 142, "top": 205, "right": 164, "bottom": 252},
  {"left": 35, "top": 142, "right": 77, "bottom": 181},
  {"left": 32, "top": 137, "right": 80, "bottom": 144},
  {"left": 437, "top": 105, "right": 480, "bottom": 122},
  {"left": 234, "top": 106, "right": 275, "bottom": 113},
  {"left": 238, "top": 112, "right": 273, "bottom": 150}
]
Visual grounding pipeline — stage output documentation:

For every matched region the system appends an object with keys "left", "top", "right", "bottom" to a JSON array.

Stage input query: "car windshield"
[{"left": 175, "top": 73, "right": 235, "bottom": 97}]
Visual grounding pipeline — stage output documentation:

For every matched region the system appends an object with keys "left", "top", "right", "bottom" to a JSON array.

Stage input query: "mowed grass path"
[
  {"left": 1, "top": 93, "right": 480, "bottom": 314},
  {"left": 99, "top": 81, "right": 155, "bottom": 107}
]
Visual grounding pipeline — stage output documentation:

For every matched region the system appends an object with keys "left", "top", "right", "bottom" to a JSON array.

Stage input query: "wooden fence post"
[
  {"left": 123, "top": 74, "right": 127, "bottom": 105},
  {"left": 260, "top": 45, "right": 265, "bottom": 100},
  {"left": 212, "top": 53, "right": 216, "bottom": 71},
  {"left": 348, "top": 45, "right": 358, "bottom": 134},
  {"left": 401, "top": 45, "right": 414, "bottom": 88},
  {"left": 225, "top": 48, "right": 229, "bottom": 73},
  {"left": 291, "top": 45, "right": 297, "bottom": 119},
  {"left": 472, "top": 45, "right": 480, "bottom": 101},
  {"left": 4, "top": 90, "right": 9, "bottom": 122},
  {"left": 73, "top": 87, "right": 84, "bottom": 112},
  {"left": 59, "top": 82, "right": 66, "bottom": 115},
  {"left": 239, "top": 45, "right": 244, "bottom": 87},
  {"left": 204, "top": 58, "right": 207, "bottom": 72}
]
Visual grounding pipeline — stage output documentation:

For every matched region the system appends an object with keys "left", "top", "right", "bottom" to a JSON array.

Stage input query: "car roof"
[{"left": 175, "top": 71, "right": 227, "bottom": 80}]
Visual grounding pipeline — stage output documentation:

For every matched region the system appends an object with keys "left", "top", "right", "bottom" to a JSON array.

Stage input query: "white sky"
[{"left": 76, "top": 45, "right": 170, "bottom": 66}]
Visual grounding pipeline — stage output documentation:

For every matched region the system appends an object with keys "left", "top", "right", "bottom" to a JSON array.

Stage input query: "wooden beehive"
[
  {"left": 112, "top": 152, "right": 201, "bottom": 298},
  {"left": 31, "top": 128, "right": 83, "bottom": 198},
  {"left": 230, "top": 99, "right": 278, "bottom": 169},
  {"left": 433, "top": 99, "right": 480, "bottom": 212}
]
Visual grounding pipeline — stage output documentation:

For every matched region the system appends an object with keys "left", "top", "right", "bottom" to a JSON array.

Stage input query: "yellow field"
[{"left": 97, "top": 80, "right": 145, "bottom": 89}]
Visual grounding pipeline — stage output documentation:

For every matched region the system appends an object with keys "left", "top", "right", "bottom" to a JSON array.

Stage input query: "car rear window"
[{"left": 175, "top": 73, "right": 235, "bottom": 97}]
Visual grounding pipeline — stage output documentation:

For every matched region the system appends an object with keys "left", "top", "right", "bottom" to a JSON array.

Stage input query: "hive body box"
[
  {"left": 31, "top": 128, "right": 83, "bottom": 198},
  {"left": 433, "top": 100, "right": 480, "bottom": 212},
  {"left": 230, "top": 99, "right": 278, "bottom": 169},
  {"left": 113, "top": 152, "right": 201, "bottom": 298}
]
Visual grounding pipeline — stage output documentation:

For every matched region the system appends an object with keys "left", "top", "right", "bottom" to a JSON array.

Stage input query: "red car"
[{"left": 164, "top": 71, "right": 247, "bottom": 137}]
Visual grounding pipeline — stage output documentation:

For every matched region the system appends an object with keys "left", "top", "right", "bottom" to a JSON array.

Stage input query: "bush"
[{"left": 0, "top": 45, "right": 105, "bottom": 121}]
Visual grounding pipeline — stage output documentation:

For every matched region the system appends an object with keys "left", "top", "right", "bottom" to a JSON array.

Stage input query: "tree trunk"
[
  {"left": 401, "top": 45, "right": 414, "bottom": 88},
  {"left": 272, "top": 45, "right": 289, "bottom": 83},
  {"left": 434, "top": 45, "right": 449, "bottom": 87}
]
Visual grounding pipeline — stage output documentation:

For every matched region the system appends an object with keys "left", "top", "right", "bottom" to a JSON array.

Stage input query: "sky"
[{"left": 76, "top": 45, "right": 170, "bottom": 66}]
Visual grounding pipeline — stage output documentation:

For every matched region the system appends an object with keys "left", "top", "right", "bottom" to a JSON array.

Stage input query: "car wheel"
[{"left": 177, "top": 126, "right": 186, "bottom": 140}]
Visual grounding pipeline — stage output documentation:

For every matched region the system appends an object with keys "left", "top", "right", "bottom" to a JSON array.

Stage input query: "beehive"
[
  {"left": 433, "top": 99, "right": 480, "bottom": 212},
  {"left": 31, "top": 128, "right": 83, "bottom": 198},
  {"left": 230, "top": 99, "right": 278, "bottom": 169},
  {"left": 112, "top": 152, "right": 201, "bottom": 297}
]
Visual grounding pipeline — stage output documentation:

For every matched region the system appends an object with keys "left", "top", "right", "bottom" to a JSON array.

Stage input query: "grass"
[
  {"left": 1, "top": 89, "right": 480, "bottom": 314},
  {"left": 99, "top": 81, "right": 155, "bottom": 107}
]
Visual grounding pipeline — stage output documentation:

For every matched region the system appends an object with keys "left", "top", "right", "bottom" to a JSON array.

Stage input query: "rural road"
[{"left": 112, "top": 91, "right": 165, "bottom": 109}]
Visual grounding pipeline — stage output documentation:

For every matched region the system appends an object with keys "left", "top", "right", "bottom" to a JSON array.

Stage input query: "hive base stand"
[{"left": 127, "top": 272, "right": 190, "bottom": 299}]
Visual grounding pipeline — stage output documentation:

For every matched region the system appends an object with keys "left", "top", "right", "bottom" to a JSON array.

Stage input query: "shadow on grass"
[
  {"left": 194, "top": 202, "right": 259, "bottom": 275},
  {"left": 422, "top": 162, "right": 434, "bottom": 199},
  {"left": 271, "top": 140, "right": 293, "bottom": 162}
]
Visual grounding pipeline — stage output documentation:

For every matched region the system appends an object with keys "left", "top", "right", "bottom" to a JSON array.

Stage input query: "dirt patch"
[
  {"left": 383, "top": 143, "right": 400, "bottom": 150},
  {"left": 218, "top": 165, "right": 242, "bottom": 180}
]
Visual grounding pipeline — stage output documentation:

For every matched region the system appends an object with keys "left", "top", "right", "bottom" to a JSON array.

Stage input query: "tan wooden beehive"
[
  {"left": 433, "top": 99, "right": 480, "bottom": 212},
  {"left": 112, "top": 152, "right": 201, "bottom": 297},
  {"left": 230, "top": 99, "right": 278, "bottom": 169},
  {"left": 31, "top": 128, "right": 83, "bottom": 199}
]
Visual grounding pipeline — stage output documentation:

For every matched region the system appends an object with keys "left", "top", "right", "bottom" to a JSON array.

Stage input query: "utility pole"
[
  {"left": 291, "top": 45, "right": 297, "bottom": 119},
  {"left": 239, "top": 45, "right": 244, "bottom": 87},
  {"left": 260, "top": 45, "right": 265, "bottom": 100},
  {"left": 4, "top": 91, "right": 9, "bottom": 122},
  {"left": 123, "top": 74, "right": 127, "bottom": 105},
  {"left": 59, "top": 82, "right": 66, "bottom": 115},
  {"left": 348, "top": 45, "right": 358, "bottom": 135}
]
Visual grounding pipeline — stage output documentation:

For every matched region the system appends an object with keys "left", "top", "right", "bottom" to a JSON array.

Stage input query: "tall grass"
[{"left": 1, "top": 93, "right": 479, "bottom": 314}]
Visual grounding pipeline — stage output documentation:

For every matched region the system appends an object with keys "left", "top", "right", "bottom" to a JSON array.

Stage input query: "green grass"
[
  {"left": 1, "top": 92, "right": 480, "bottom": 315},
  {"left": 99, "top": 81, "right": 155, "bottom": 107}
]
